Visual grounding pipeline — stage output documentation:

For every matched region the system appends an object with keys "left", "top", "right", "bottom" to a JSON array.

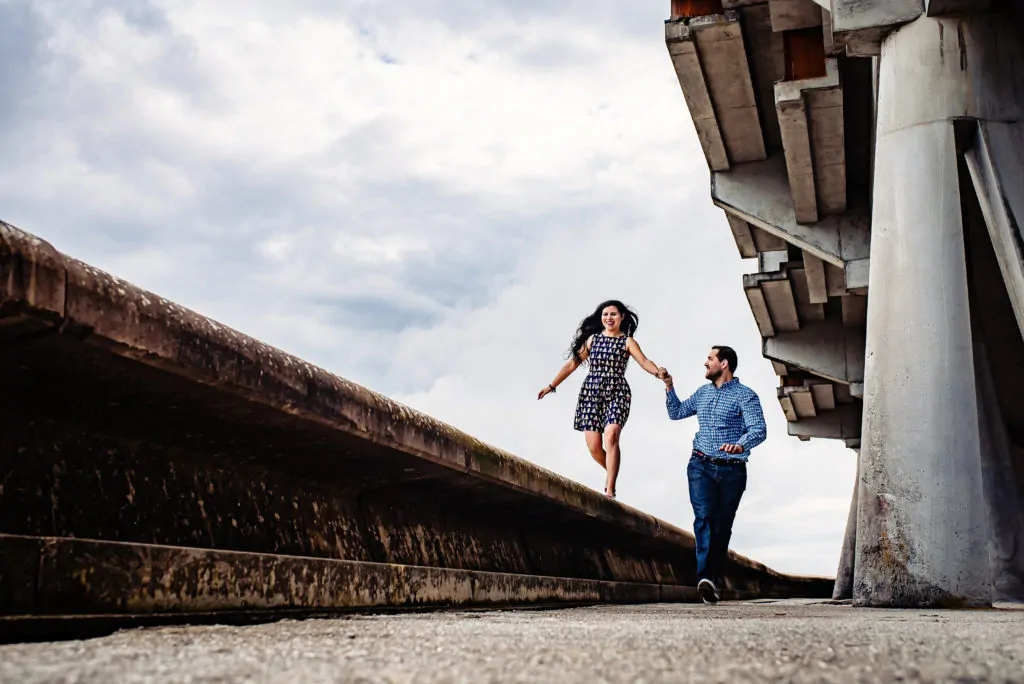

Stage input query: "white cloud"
[{"left": 0, "top": 0, "right": 857, "bottom": 577}]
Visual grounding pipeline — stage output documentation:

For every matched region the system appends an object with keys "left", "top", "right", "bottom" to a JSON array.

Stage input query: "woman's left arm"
[{"left": 626, "top": 338, "right": 666, "bottom": 378}]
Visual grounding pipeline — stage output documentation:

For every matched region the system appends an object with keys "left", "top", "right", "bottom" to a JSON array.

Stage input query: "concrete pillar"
[
  {"left": 974, "top": 340, "right": 1024, "bottom": 601},
  {"left": 853, "top": 13, "right": 1024, "bottom": 608},
  {"left": 832, "top": 452, "right": 859, "bottom": 600}
]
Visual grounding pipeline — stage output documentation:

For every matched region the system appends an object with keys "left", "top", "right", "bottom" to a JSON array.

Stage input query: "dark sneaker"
[{"left": 698, "top": 578, "right": 720, "bottom": 604}]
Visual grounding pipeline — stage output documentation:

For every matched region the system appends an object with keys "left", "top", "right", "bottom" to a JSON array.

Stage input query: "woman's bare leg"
[
  {"left": 604, "top": 424, "right": 622, "bottom": 498},
  {"left": 585, "top": 430, "right": 606, "bottom": 470}
]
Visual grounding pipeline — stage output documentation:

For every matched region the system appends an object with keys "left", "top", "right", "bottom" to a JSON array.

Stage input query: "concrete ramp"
[{"left": 0, "top": 221, "right": 832, "bottom": 640}]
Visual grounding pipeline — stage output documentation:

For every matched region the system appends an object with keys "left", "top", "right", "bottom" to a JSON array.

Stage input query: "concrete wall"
[{"left": 0, "top": 221, "right": 832, "bottom": 638}]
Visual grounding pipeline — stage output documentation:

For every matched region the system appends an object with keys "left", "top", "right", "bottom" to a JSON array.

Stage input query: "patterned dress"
[{"left": 574, "top": 334, "right": 632, "bottom": 432}]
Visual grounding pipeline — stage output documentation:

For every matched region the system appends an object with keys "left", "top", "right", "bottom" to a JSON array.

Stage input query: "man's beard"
[{"left": 705, "top": 368, "right": 722, "bottom": 381}]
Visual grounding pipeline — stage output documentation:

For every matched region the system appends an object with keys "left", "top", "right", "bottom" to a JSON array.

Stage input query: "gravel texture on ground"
[{"left": 2, "top": 599, "right": 1023, "bottom": 683}]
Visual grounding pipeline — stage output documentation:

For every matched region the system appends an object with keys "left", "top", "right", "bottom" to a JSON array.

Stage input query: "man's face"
[{"left": 705, "top": 349, "right": 725, "bottom": 380}]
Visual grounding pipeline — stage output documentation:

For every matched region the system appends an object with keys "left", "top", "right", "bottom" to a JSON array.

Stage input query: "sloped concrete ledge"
[
  {"left": 1, "top": 534, "right": 830, "bottom": 617},
  {"left": 0, "top": 220, "right": 833, "bottom": 633}
]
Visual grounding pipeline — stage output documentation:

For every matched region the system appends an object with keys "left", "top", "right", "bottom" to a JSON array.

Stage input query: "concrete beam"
[
  {"left": 744, "top": 268, "right": 801, "bottom": 334},
  {"left": 763, "top": 279, "right": 802, "bottom": 333},
  {"left": 785, "top": 387, "right": 818, "bottom": 418},
  {"left": 763, "top": 317, "right": 865, "bottom": 384},
  {"left": 776, "top": 81, "right": 818, "bottom": 223},
  {"left": 740, "top": 4, "right": 786, "bottom": 153},
  {"left": 746, "top": 286, "right": 776, "bottom": 337},
  {"left": 728, "top": 214, "right": 758, "bottom": 258},
  {"left": 822, "top": 7, "right": 842, "bottom": 56},
  {"left": 778, "top": 394, "right": 799, "bottom": 422},
  {"left": 729, "top": 215, "right": 789, "bottom": 259},
  {"left": 666, "top": 20, "right": 730, "bottom": 171},
  {"left": 803, "top": 252, "right": 829, "bottom": 304},
  {"left": 809, "top": 380, "right": 837, "bottom": 410},
  {"left": 775, "top": 60, "right": 846, "bottom": 224},
  {"left": 789, "top": 267, "right": 826, "bottom": 322},
  {"left": 770, "top": 0, "right": 824, "bottom": 31},
  {"left": 825, "top": 262, "right": 847, "bottom": 297},
  {"left": 751, "top": 225, "right": 788, "bottom": 252},
  {"left": 712, "top": 154, "right": 871, "bottom": 267},
  {"left": 830, "top": 0, "right": 924, "bottom": 56},
  {"left": 844, "top": 258, "right": 870, "bottom": 293},
  {"left": 665, "top": 13, "right": 766, "bottom": 171},
  {"left": 964, "top": 122, "right": 1024, "bottom": 342}
]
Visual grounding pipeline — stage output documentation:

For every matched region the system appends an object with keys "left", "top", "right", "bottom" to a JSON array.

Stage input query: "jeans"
[{"left": 687, "top": 452, "right": 747, "bottom": 583}]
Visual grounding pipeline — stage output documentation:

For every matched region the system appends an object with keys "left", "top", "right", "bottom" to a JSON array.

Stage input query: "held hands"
[
  {"left": 719, "top": 444, "right": 744, "bottom": 455},
  {"left": 658, "top": 367, "right": 673, "bottom": 390}
]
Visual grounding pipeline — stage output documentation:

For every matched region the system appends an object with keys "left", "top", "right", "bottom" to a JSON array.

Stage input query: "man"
[{"left": 661, "top": 345, "right": 767, "bottom": 604}]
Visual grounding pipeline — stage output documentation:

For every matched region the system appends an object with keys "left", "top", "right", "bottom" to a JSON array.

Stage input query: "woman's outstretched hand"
[{"left": 538, "top": 385, "right": 555, "bottom": 400}]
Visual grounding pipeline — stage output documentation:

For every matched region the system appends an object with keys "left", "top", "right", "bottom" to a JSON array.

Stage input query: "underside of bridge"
[{"left": 665, "top": 0, "right": 1024, "bottom": 606}]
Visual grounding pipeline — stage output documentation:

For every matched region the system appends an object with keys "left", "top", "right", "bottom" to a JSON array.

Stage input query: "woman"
[{"left": 538, "top": 300, "right": 667, "bottom": 498}]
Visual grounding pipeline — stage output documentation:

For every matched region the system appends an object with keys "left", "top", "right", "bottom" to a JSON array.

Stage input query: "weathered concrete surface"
[
  {"left": 3, "top": 600, "right": 1024, "bottom": 683},
  {"left": 0, "top": 220, "right": 832, "bottom": 636}
]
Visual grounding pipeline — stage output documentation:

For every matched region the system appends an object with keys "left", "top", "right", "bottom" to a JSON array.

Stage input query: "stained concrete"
[
  {"left": 0, "top": 220, "right": 832, "bottom": 632},
  {"left": 3, "top": 601, "right": 1024, "bottom": 683}
]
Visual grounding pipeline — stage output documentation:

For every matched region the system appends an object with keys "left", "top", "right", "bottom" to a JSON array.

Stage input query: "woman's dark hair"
[{"left": 567, "top": 300, "right": 639, "bottom": 363}]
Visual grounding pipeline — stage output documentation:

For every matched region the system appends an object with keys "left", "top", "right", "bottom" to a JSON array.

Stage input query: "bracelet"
[{"left": 548, "top": 384, "right": 557, "bottom": 393}]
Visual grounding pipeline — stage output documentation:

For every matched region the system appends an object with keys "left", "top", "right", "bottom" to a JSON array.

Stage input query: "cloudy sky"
[{"left": 1, "top": 0, "right": 856, "bottom": 576}]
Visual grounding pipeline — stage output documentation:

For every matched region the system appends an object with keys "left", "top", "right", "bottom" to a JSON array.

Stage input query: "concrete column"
[
  {"left": 832, "top": 452, "right": 859, "bottom": 600},
  {"left": 853, "top": 13, "right": 1024, "bottom": 608}
]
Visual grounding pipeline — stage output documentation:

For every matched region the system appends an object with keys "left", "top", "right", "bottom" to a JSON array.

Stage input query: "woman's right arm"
[{"left": 538, "top": 337, "right": 590, "bottom": 399}]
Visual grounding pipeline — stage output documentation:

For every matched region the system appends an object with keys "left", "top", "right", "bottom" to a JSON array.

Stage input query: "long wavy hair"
[{"left": 567, "top": 300, "right": 639, "bottom": 364}]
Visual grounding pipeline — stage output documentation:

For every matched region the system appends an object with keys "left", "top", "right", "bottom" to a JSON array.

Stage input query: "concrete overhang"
[
  {"left": 665, "top": 12, "right": 766, "bottom": 171},
  {"left": 775, "top": 59, "right": 846, "bottom": 224},
  {"left": 763, "top": 317, "right": 865, "bottom": 384},
  {"left": 829, "top": 0, "right": 923, "bottom": 56},
  {"left": 711, "top": 154, "right": 870, "bottom": 269}
]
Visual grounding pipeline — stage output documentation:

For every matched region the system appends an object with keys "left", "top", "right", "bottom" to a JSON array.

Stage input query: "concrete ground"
[{"left": 2, "top": 600, "right": 1023, "bottom": 683}]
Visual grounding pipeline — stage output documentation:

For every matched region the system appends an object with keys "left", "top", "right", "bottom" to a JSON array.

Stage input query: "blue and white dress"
[{"left": 574, "top": 334, "right": 632, "bottom": 432}]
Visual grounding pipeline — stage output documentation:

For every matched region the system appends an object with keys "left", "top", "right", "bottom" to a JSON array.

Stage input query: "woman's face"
[{"left": 601, "top": 306, "right": 623, "bottom": 333}]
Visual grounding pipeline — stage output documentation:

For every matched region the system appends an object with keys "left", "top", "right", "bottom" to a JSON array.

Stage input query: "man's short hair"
[{"left": 712, "top": 345, "right": 738, "bottom": 372}]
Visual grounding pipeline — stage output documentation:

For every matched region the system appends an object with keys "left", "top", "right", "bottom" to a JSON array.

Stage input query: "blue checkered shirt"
[{"left": 665, "top": 378, "right": 767, "bottom": 461}]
